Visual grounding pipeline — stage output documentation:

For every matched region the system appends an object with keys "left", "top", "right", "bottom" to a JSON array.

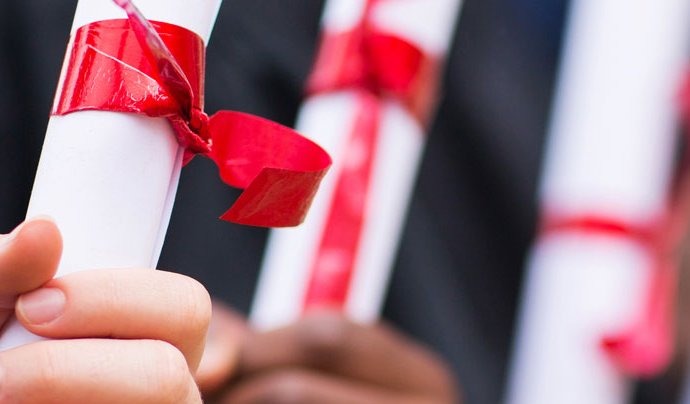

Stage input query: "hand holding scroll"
[
  {"left": 0, "top": 218, "right": 217, "bottom": 403},
  {"left": 198, "top": 302, "right": 460, "bottom": 404}
]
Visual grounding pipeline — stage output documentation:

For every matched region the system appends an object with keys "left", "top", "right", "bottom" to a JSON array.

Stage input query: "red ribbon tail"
[
  {"left": 601, "top": 262, "right": 676, "bottom": 378},
  {"left": 208, "top": 111, "right": 331, "bottom": 227},
  {"left": 219, "top": 167, "right": 326, "bottom": 227}
]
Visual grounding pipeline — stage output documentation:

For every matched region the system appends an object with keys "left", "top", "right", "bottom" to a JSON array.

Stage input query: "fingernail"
[{"left": 17, "top": 288, "right": 66, "bottom": 325}]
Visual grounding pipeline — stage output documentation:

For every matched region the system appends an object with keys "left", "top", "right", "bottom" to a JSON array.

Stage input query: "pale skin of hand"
[
  {"left": 0, "top": 217, "right": 214, "bottom": 403},
  {"left": 197, "top": 301, "right": 462, "bottom": 404}
]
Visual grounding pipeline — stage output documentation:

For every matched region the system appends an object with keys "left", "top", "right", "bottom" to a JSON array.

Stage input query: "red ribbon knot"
[
  {"left": 306, "top": 0, "right": 440, "bottom": 125},
  {"left": 53, "top": 11, "right": 331, "bottom": 227}
]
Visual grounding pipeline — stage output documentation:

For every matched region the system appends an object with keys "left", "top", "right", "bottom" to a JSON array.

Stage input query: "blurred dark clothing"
[{"left": 0, "top": 0, "right": 675, "bottom": 403}]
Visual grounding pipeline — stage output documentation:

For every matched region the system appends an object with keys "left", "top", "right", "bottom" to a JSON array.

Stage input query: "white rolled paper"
[
  {"left": 0, "top": 0, "right": 223, "bottom": 350},
  {"left": 506, "top": 1, "right": 690, "bottom": 403},
  {"left": 251, "top": 0, "right": 462, "bottom": 330}
]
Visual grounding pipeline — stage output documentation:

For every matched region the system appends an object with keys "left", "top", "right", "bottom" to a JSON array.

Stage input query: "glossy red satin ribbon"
[
  {"left": 303, "top": 0, "right": 436, "bottom": 310},
  {"left": 53, "top": 16, "right": 331, "bottom": 227}
]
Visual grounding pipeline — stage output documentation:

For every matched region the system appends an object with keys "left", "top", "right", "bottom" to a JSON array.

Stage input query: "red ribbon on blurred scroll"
[
  {"left": 53, "top": 2, "right": 331, "bottom": 227},
  {"left": 539, "top": 213, "right": 675, "bottom": 378},
  {"left": 306, "top": 0, "right": 440, "bottom": 126},
  {"left": 302, "top": 0, "right": 439, "bottom": 309},
  {"left": 528, "top": 73, "right": 690, "bottom": 379},
  {"left": 592, "top": 78, "right": 690, "bottom": 378}
]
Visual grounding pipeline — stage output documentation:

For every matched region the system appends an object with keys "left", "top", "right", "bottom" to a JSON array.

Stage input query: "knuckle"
[
  {"left": 256, "top": 371, "right": 311, "bottom": 404},
  {"left": 34, "top": 343, "right": 65, "bottom": 391},
  {"left": 147, "top": 341, "right": 197, "bottom": 402},
  {"left": 297, "top": 313, "right": 352, "bottom": 363},
  {"left": 178, "top": 276, "right": 212, "bottom": 333},
  {"left": 0, "top": 344, "right": 64, "bottom": 403}
]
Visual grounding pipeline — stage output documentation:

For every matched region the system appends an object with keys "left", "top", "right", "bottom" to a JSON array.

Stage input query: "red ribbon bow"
[
  {"left": 53, "top": 1, "right": 331, "bottom": 227},
  {"left": 307, "top": 0, "right": 440, "bottom": 125}
]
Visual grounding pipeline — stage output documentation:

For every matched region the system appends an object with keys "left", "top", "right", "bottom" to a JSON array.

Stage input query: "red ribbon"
[
  {"left": 540, "top": 215, "right": 658, "bottom": 245},
  {"left": 539, "top": 205, "right": 683, "bottom": 380},
  {"left": 530, "top": 72, "right": 690, "bottom": 379},
  {"left": 306, "top": 0, "right": 440, "bottom": 125},
  {"left": 303, "top": 0, "right": 437, "bottom": 310},
  {"left": 539, "top": 212, "right": 675, "bottom": 377},
  {"left": 303, "top": 92, "right": 381, "bottom": 309},
  {"left": 53, "top": 11, "right": 331, "bottom": 227},
  {"left": 592, "top": 75, "right": 690, "bottom": 377}
]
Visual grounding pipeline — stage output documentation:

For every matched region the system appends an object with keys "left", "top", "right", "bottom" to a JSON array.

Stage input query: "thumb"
[
  {"left": 195, "top": 299, "right": 249, "bottom": 395},
  {"left": 0, "top": 217, "right": 62, "bottom": 327}
]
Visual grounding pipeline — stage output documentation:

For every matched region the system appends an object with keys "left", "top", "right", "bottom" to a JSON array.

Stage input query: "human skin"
[
  {"left": 198, "top": 302, "right": 462, "bottom": 404},
  {"left": 0, "top": 217, "right": 214, "bottom": 403}
]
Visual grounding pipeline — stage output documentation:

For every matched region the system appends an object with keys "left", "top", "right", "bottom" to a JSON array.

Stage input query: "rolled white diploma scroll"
[
  {"left": 252, "top": 92, "right": 425, "bottom": 329},
  {"left": 250, "top": 0, "right": 462, "bottom": 330},
  {"left": 0, "top": 0, "right": 222, "bottom": 350},
  {"left": 506, "top": 1, "right": 690, "bottom": 403}
]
